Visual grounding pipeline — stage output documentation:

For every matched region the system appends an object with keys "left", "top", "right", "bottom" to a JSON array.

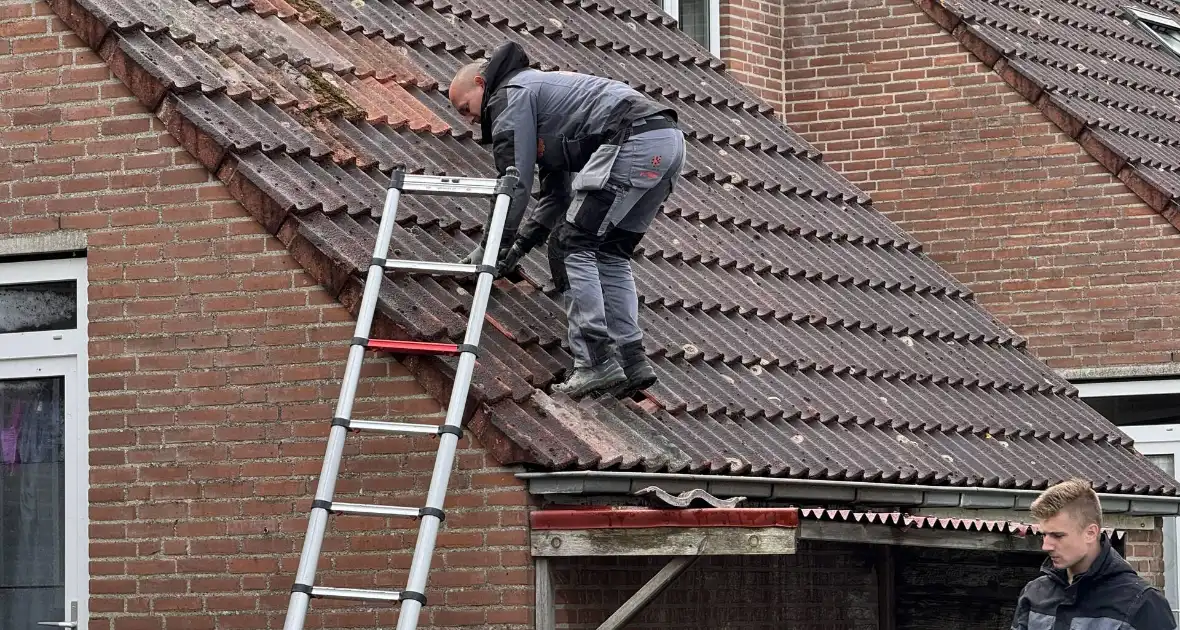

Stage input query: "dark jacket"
[
  {"left": 476, "top": 41, "right": 676, "bottom": 249},
  {"left": 1012, "top": 533, "right": 1176, "bottom": 630}
]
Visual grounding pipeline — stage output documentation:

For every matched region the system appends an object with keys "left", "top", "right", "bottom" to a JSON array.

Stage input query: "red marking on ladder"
[{"left": 366, "top": 339, "right": 461, "bottom": 355}]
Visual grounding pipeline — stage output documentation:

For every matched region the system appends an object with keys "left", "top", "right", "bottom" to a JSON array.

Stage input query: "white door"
[
  {"left": 0, "top": 256, "right": 89, "bottom": 628},
  {"left": 0, "top": 356, "right": 87, "bottom": 628}
]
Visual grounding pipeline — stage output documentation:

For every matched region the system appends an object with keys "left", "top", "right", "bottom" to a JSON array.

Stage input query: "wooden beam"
[
  {"left": 532, "top": 526, "right": 798, "bottom": 557},
  {"left": 535, "top": 557, "right": 555, "bottom": 630},
  {"left": 798, "top": 520, "right": 1044, "bottom": 552},
  {"left": 596, "top": 556, "right": 697, "bottom": 630},
  {"left": 877, "top": 546, "right": 896, "bottom": 630}
]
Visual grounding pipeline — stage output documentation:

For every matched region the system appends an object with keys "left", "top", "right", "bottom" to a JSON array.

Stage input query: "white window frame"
[
  {"left": 660, "top": 0, "right": 721, "bottom": 57},
  {"left": 1075, "top": 378, "right": 1180, "bottom": 398},
  {"left": 0, "top": 256, "right": 89, "bottom": 628},
  {"left": 1078, "top": 378, "right": 1180, "bottom": 621}
]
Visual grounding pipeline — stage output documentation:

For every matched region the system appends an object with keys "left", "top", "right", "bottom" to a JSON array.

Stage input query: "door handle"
[{"left": 39, "top": 600, "right": 79, "bottom": 628}]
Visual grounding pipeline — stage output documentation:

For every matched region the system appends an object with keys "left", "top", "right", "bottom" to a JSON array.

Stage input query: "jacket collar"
[
  {"left": 478, "top": 41, "right": 531, "bottom": 144},
  {"left": 1040, "top": 532, "right": 1122, "bottom": 588}
]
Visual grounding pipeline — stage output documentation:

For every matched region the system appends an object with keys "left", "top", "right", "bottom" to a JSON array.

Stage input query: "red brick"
[
  {"left": 160, "top": 166, "right": 209, "bottom": 186},
  {"left": 49, "top": 121, "right": 100, "bottom": 140},
  {"left": 2, "top": 126, "right": 50, "bottom": 144},
  {"left": 12, "top": 106, "right": 61, "bottom": 125},
  {"left": 0, "top": 17, "right": 47, "bottom": 35},
  {"left": 2, "top": 90, "right": 50, "bottom": 108},
  {"left": 62, "top": 64, "right": 111, "bottom": 82},
  {"left": 73, "top": 155, "right": 122, "bottom": 173},
  {"left": 60, "top": 174, "right": 106, "bottom": 193}
]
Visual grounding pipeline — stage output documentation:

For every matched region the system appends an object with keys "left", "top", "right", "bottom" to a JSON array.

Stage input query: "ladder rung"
[
  {"left": 384, "top": 259, "right": 479, "bottom": 275},
  {"left": 310, "top": 586, "right": 403, "bottom": 602},
  {"left": 401, "top": 174, "right": 500, "bottom": 197},
  {"left": 365, "top": 339, "right": 460, "bottom": 355},
  {"left": 347, "top": 419, "right": 442, "bottom": 435},
  {"left": 331, "top": 503, "right": 420, "bottom": 518}
]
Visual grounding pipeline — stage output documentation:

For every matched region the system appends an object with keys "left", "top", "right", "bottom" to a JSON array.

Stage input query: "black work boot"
[
  {"left": 612, "top": 341, "right": 657, "bottom": 397},
  {"left": 552, "top": 358, "right": 627, "bottom": 399}
]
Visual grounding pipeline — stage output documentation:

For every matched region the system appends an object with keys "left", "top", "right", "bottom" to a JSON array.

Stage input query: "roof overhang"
[
  {"left": 517, "top": 470, "right": 1180, "bottom": 517},
  {"left": 528, "top": 505, "right": 1054, "bottom": 558}
]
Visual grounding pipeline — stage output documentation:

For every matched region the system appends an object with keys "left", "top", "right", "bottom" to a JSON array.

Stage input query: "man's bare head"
[
  {"left": 1031, "top": 478, "right": 1103, "bottom": 576},
  {"left": 449, "top": 61, "right": 487, "bottom": 124}
]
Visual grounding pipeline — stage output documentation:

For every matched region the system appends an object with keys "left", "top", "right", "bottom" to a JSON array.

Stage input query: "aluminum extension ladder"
[{"left": 282, "top": 166, "right": 520, "bottom": 630}]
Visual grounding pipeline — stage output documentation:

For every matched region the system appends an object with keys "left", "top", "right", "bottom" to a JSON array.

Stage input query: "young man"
[
  {"left": 447, "top": 41, "right": 686, "bottom": 398},
  {"left": 1012, "top": 478, "right": 1175, "bottom": 630}
]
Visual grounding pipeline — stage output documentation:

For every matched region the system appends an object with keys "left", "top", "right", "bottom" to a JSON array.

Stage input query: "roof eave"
[{"left": 517, "top": 470, "right": 1180, "bottom": 517}]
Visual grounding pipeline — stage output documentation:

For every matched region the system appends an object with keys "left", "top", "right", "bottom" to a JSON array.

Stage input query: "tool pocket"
[{"left": 571, "top": 144, "right": 620, "bottom": 192}]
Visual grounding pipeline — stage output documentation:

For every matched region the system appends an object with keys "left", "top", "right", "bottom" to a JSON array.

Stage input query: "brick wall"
[
  {"left": 720, "top": 0, "right": 786, "bottom": 115},
  {"left": 777, "top": 0, "right": 1180, "bottom": 370},
  {"left": 0, "top": 3, "right": 532, "bottom": 628},
  {"left": 1126, "top": 525, "right": 1166, "bottom": 589},
  {"left": 552, "top": 542, "right": 880, "bottom": 629}
]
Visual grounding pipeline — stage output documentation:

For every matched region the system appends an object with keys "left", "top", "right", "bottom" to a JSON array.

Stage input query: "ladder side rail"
[
  {"left": 282, "top": 169, "right": 407, "bottom": 630},
  {"left": 394, "top": 168, "right": 519, "bottom": 630}
]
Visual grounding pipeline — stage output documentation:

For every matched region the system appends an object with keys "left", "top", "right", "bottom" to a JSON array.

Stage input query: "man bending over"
[{"left": 447, "top": 41, "right": 686, "bottom": 399}]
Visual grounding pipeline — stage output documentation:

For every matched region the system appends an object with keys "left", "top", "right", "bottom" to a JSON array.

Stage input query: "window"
[
  {"left": 656, "top": 0, "right": 720, "bottom": 56},
  {"left": 0, "top": 256, "right": 89, "bottom": 629},
  {"left": 1079, "top": 377, "right": 1180, "bottom": 622},
  {"left": 1126, "top": 6, "right": 1180, "bottom": 57},
  {"left": 0, "top": 280, "right": 78, "bottom": 334}
]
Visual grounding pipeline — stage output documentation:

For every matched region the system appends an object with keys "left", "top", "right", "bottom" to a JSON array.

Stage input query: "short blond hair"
[{"left": 1030, "top": 478, "right": 1102, "bottom": 528}]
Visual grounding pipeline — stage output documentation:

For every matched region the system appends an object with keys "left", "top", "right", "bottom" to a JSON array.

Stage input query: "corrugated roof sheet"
[
  {"left": 49, "top": 0, "right": 1180, "bottom": 496},
  {"left": 922, "top": 0, "right": 1180, "bottom": 230}
]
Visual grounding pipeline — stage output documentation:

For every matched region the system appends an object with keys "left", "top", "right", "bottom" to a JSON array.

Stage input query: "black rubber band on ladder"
[
  {"left": 351, "top": 336, "right": 368, "bottom": 347},
  {"left": 476, "top": 264, "right": 496, "bottom": 276},
  {"left": 494, "top": 170, "right": 518, "bottom": 196},
  {"left": 371, "top": 257, "right": 387, "bottom": 268},
  {"left": 457, "top": 344, "right": 480, "bottom": 358},
  {"left": 401, "top": 591, "right": 427, "bottom": 605},
  {"left": 331, "top": 417, "right": 350, "bottom": 429},
  {"left": 291, "top": 583, "right": 313, "bottom": 595},
  {"left": 419, "top": 507, "right": 445, "bottom": 521},
  {"left": 311, "top": 499, "right": 332, "bottom": 512},
  {"left": 388, "top": 168, "right": 405, "bottom": 191},
  {"left": 437, "top": 425, "right": 462, "bottom": 438}
]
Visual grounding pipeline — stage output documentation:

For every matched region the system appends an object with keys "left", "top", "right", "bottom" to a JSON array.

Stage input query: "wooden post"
[
  {"left": 596, "top": 556, "right": 697, "bottom": 630},
  {"left": 877, "top": 546, "right": 896, "bottom": 630},
  {"left": 536, "top": 556, "right": 555, "bottom": 630}
]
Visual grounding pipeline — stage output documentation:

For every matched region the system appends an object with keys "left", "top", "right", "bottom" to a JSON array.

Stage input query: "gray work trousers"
[{"left": 550, "top": 125, "right": 687, "bottom": 368}]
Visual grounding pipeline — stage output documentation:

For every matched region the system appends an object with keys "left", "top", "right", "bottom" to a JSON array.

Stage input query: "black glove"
[{"left": 494, "top": 242, "right": 527, "bottom": 278}]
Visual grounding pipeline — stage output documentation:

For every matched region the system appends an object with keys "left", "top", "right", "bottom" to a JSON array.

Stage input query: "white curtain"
[{"left": 0, "top": 377, "right": 65, "bottom": 628}]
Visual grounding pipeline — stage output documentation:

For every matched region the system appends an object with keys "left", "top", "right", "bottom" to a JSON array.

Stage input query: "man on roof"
[{"left": 447, "top": 41, "right": 686, "bottom": 399}]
